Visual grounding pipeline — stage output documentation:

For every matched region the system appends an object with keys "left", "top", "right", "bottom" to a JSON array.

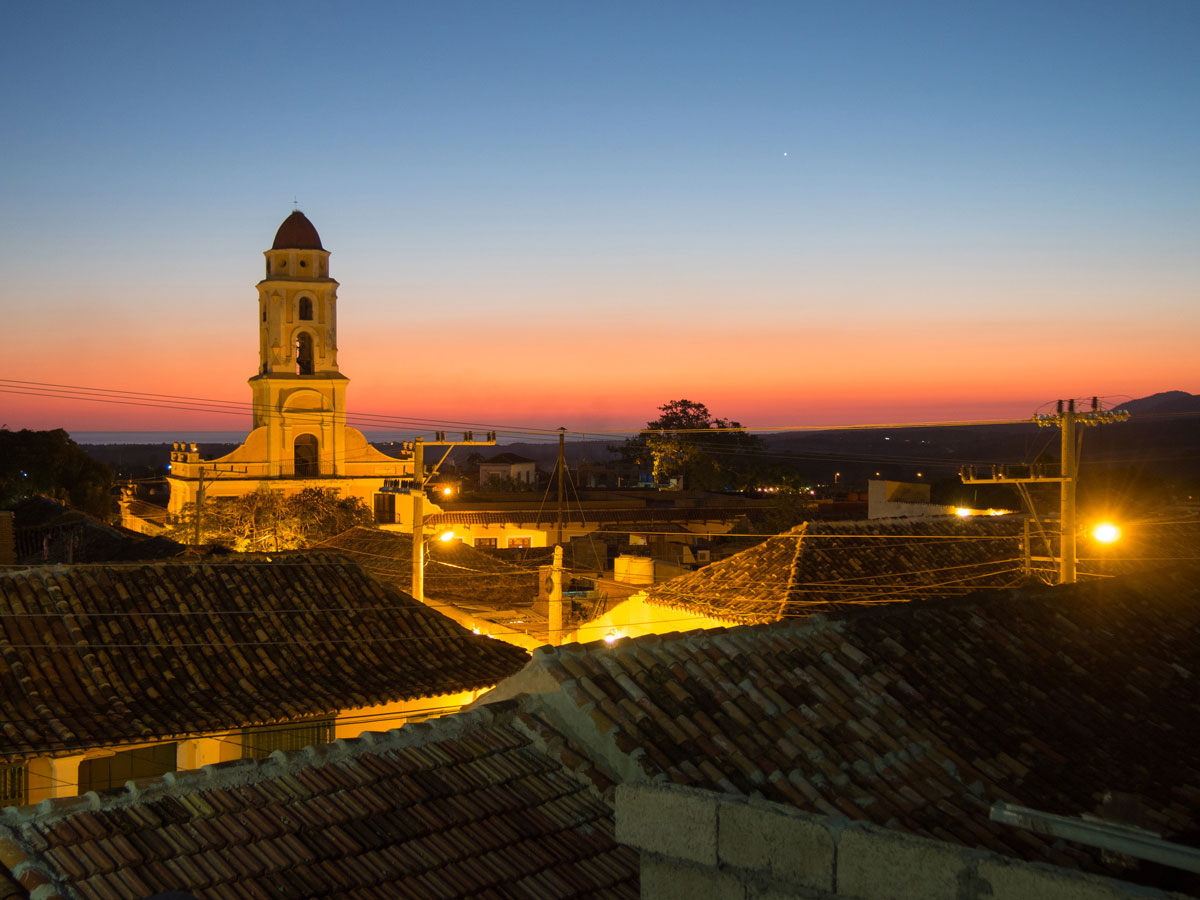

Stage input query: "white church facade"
[{"left": 166, "top": 212, "right": 422, "bottom": 521}]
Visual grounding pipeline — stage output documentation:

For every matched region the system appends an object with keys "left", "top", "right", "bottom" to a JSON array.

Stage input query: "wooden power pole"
[
  {"left": 556, "top": 427, "right": 566, "bottom": 546},
  {"left": 410, "top": 431, "right": 497, "bottom": 602},
  {"left": 194, "top": 466, "right": 206, "bottom": 546},
  {"left": 548, "top": 544, "right": 564, "bottom": 645},
  {"left": 961, "top": 397, "right": 1129, "bottom": 584}
]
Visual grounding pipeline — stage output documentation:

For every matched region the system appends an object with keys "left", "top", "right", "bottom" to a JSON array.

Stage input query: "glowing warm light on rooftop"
[
  {"left": 955, "top": 508, "right": 972, "bottom": 517},
  {"left": 604, "top": 630, "right": 622, "bottom": 645},
  {"left": 439, "top": 531, "right": 455, "bottom": 542},
  {"left": 1092, "top": 522, "right": 1121, "bottom": 544}
]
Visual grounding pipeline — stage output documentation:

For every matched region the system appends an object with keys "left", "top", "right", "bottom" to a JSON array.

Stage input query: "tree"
[
  {"left": 618, "top": 400, "right": 766, "bottom": 491},
  {"left": 0, "top": 428, "right": 114, "bottom": 519},
  {"left": 168, "top": 487, "right": 372, "bottom": 550}
]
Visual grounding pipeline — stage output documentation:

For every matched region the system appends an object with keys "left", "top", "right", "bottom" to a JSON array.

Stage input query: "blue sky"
[{"left": 2, "top": 1, "right": 1197, "bottom": 433}]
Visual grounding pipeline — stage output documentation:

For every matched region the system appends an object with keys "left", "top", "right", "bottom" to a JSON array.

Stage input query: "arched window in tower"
[
  {"left": 294, "top": 434, "right": 319, "bottom": 477},
  {"left": 296, "top": 332, "right": 314, "bottom": 375},
  {"left": 298, "top": 296, "right": 313, "bottom": 321}
]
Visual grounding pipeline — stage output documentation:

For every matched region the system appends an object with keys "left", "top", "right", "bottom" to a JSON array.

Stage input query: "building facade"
[{"left": 167, "top": 212, "right": 416, "bottom": 516}]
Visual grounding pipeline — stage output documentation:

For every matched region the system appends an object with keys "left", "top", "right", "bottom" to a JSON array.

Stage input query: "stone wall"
[{"left": 616, "top": 783, "right": 1190, "bottom": 900}]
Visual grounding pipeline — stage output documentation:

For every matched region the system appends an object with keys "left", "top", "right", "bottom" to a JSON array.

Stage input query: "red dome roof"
[{"left": 272, "top": 211, "right": 324, "bottom": 250}]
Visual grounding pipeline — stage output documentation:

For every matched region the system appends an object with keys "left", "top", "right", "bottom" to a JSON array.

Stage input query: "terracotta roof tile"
[
  {"left": 643, "top": 516, "right": 1200, "bottom": 624},
  {"left": 314, "top": 527, "right": 539, "bottom": 613},
  {"left": 504, "top": 566, "right": 1200, "bottom": 883},
  {"left": 0, "top": 705, "right": 635, "bottom": 898},
  {"left": 640, "top": 517, "right": 1030, "bottom": 622},
  {"left": 0, "top": 555, "right": 527, "bottom": 762}
]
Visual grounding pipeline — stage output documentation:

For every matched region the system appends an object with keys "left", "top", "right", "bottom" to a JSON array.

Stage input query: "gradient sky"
[{"left": 2, "top": 1, "right": 1197, "bottom": 438}]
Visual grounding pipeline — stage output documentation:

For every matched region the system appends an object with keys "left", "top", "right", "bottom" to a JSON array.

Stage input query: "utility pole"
[
  {"left": 194, "top": 466, "right": 205, "bottom": 546},
  {"left": 411, "top": 440, "right": 424, "bottom": 604},
  {"left": 1059, "top": 400, "right": 1078, "bottom": 583},
  {"left": 548, "top": 544, "right": 563, "bottom": 645},
  {"left": 961, "top": 397, "right": 1129, "bottom": 584},
  {"left": 556, "top": 426, "right": 566, "bottom": 546},
  {"left": 410, "top": 431, "right": 497, "bottom": 602}
]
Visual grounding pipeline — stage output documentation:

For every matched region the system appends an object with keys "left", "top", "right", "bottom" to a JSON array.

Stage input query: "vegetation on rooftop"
[{"left": 167, "top": 487, "right": 372, "bottom": 551}]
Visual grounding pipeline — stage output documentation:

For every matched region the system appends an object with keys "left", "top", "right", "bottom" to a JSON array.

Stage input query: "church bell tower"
[{"left": 249, "top": 211, "right": 350, "bottom": 477}]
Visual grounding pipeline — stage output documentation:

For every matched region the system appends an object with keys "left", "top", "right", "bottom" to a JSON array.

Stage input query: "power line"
[{"left": 23, "top": 377, "right": 1193, "bottom": 438}]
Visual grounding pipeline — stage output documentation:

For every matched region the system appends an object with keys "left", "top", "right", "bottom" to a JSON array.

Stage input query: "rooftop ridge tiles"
[
  {"left": 0, "top": 705, "right": 523, "bottom": 836},
  {"left": 1, "top": 558, "right": 530, "bottom": 761}
]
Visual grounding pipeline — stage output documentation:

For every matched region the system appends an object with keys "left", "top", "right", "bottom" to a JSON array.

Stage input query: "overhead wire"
[{"left": 24, "top": 377, "right": 1200, "bottom": 442}]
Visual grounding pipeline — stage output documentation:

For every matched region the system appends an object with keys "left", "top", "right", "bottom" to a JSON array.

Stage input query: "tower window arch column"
[{"left": 298, "top": 296, "right": 313, "bottom": 320}]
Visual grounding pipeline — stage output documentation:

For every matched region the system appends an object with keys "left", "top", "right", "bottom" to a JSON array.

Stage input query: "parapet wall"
[{"left": 615, "top": 783, "right": 1190, "bottom": 900}]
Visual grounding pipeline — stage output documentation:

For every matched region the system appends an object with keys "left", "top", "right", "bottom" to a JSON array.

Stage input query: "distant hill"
[
  {"left": 76, "top": 390, "right": 1199, "bottom": 494},
  {"left": 1120, "top": 391, "right": 1200, "bottom": 416}
]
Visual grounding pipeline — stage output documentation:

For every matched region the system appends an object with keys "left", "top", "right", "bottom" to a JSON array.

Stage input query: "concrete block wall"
[{"left": 615, "top": 783, "right": 1191, "bottom": 900}]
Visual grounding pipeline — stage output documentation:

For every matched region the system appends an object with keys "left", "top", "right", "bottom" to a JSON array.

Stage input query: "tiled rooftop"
[
  {"left": 315, "top": 527, "right": 538, "bottom": 612},
  {"left": 501, "top": 566, "right": 1200, "bottom": 881},
  {"left": 0, "top": 702, "right": 637, "bottom": 900},
  {"left": 640, "top": 516, "right": 1030, "bottom": 623},
  {"left": 0, "top": 555, "right": 528, "bottom": 763},
  {"left": 3, "top": 568, "right": 1197, "bottom": 893},
  {"left": 10, "top": 497, "right": 186, "bottom": 566}
]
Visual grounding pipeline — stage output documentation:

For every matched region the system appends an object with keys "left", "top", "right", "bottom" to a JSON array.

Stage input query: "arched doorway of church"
[{"left": 294, "top": 434, "right": 319, "bottom": 477}]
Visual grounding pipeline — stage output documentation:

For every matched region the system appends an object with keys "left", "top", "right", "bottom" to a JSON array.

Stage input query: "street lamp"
[{"left": 1091, "top": 522, "right": 1121, "bottom": 544}]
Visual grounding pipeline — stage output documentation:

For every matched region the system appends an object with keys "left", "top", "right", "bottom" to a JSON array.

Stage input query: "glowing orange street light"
[
  {"left": 1091, "top": 522, "right": 1121, "bottom": 544},
  {"left": 955, "top": 508, "right": 972, "bottom": 518},
  {"left": 439, "top": 530, "right": 455, "bottom": 542}
]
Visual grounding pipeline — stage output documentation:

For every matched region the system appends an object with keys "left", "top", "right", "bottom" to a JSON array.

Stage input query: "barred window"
[
  {"left": 242, "top": 718, "right": 335, "bottom": 760},
  {"left": 78, "top": 744, "right": 177, "bottom": 794},
  {"left": 1, "top": 762, "right": 26, "bottom": 806}
]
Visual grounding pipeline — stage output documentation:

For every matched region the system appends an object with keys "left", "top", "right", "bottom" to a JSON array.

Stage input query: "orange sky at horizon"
[
  {"left": 5, "top": 5, "right": 1199, "bottom": 440},
  {"left": 5, "top": 303, "right": 1194, "bottom": 436}
]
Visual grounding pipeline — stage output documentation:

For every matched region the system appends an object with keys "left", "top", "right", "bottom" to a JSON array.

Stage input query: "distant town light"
[
  {"left": 955, "top": 508, "right": 972, "bottom": 517},
  {"left": 1092, "top": 522, "right": 1121, "bottom": 544},
  {"left": 442, "top": 486, "right": 452, "bottom": 496}
]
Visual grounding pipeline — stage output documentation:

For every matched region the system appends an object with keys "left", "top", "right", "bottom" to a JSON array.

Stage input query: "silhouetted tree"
[
  {"left": 618, "top": 399, "right": 766, "bottom": 490},
  {"left": 0, "top": 428, "right": 114, "bottom": 520}
]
